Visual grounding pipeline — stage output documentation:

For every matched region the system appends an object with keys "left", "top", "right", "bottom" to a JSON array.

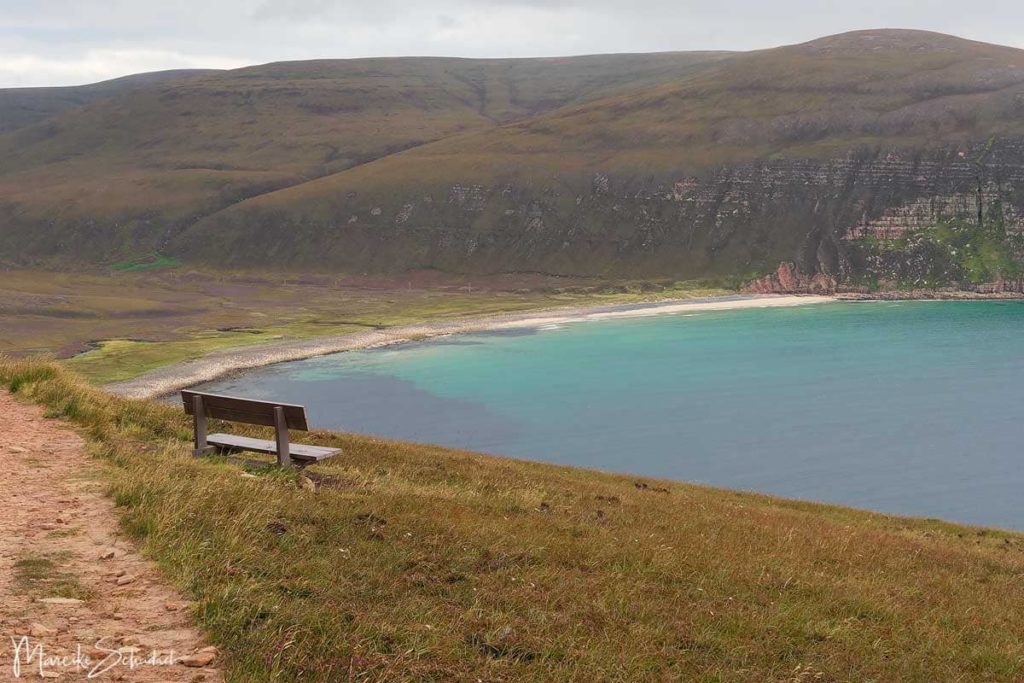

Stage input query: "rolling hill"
[
  {"left": 0, "top": 51, "right": 728, "bottom": 265},
  {"left": 3, "top": 29, "right": 1024, "bottom": 286},
  {"left": 0, "top": 69, "right": 222, "bottom": 135}
]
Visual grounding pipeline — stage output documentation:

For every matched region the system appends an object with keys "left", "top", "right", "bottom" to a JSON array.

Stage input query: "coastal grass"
[
  {"left": 0, "top": 268, "right": 729, "bottom": 384},
  {"left": 5, "top": 358, "right": 1024, "bottom": 681}
]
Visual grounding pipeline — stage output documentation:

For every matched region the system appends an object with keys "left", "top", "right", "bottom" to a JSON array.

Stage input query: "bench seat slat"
[{"left": 207, "top": 433, "right": 341, "bottom": 462}]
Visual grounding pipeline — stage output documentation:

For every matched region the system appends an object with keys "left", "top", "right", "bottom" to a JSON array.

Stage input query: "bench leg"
[
  {"left": 274, "top": 406, "right": 292, "bottom": 468},
  {"left": 192, "top": 395, "right": 215, "bottom": 457}
]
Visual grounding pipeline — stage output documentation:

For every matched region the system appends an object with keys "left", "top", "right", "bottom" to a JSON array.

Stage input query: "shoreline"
[
  {"left": 836, "top": 290, "right": 1024, "bottom": 301},
  {"left": 104, "top": 294, "right": 834, "bottom": 399}
]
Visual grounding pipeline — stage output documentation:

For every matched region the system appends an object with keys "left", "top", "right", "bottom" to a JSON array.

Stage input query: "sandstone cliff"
[{"left": 178, "top": 139, "right": 1024, "bottom": 285}]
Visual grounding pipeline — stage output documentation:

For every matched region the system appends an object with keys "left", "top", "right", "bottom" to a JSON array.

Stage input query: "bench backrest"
[{"left": 181, "top": 390, "right": 309, "bottom": 431}]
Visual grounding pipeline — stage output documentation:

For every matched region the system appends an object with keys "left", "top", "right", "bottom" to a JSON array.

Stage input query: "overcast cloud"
[{"left": 3, "top": 0, "right": 1024, "bottom": 87}]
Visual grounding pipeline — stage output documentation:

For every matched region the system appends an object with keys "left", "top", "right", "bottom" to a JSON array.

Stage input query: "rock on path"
[{"left": 0, "top": 390, "right": 223, "bottom": 681}]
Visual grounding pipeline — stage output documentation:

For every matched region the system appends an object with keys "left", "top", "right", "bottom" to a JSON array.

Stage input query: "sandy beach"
[{"left": 105, "top": 294, "right": 835, "bottom": 399}]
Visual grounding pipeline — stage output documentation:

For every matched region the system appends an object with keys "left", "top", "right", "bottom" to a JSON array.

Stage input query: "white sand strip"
[{"left": 104, "top": 294, "right": 834, "bottom": 399}]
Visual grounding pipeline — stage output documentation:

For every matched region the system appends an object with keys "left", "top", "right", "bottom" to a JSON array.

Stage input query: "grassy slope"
[
  {"left": 0, "top": 52, "right": 728, "bottom": 263},
  {"left": 3, "top": 360, "right": 1024, "bottom": 681},
  {"left": 7, "top": 30, "right": 1024, "bottom": 279},
  {"left": 0, "top": 69, "right": 222, "bottom": 134},
  {"left": 215, "top": 29, "right": 1024, "bottom": 210},
  {"left": 163, "top": 30, "right": 1024, "bottom": 277}
]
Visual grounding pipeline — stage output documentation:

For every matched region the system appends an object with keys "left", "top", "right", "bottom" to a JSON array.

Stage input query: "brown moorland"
[{"left": 7, "top": 30, "right": 1024, "bottom": 283}]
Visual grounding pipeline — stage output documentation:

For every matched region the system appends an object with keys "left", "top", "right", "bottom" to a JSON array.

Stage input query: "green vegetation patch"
[
  {"left": 858, "top": 214, "right": 1024, "bottom": 289},
  {"left": 13, "top": 552, "right": 92, "bottom": 601}
]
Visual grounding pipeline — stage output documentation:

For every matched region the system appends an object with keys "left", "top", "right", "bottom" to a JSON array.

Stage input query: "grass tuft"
[{"left": 13, "top": 552, "right": 92, "bottom": 601}]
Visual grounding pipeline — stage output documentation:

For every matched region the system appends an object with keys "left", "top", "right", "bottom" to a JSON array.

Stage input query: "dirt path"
[{"left": 0, "top": 391, "right": 223, "bottom": 681}]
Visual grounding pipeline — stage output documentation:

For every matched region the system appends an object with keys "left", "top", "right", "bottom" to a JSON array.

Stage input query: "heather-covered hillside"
[{"left": 4, "top": 30, "right": 1024, "bottom": 288}]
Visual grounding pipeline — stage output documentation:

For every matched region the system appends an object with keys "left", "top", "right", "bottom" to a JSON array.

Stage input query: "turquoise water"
[{"left": 199, "top": 301, "right": 1024, "bottom": 529}]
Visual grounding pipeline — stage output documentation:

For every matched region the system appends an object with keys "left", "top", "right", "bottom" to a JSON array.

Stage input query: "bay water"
[{"left": 199, "top": 301, "right": 1024, "bottom": 529}]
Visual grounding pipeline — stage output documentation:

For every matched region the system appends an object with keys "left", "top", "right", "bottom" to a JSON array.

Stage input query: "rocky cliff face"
[
  {"left": 181, "top": 138, "right": 1024, "bottom": 285},
  {"left": 745, "top": 263, "right": 839, "bottom": 295}
]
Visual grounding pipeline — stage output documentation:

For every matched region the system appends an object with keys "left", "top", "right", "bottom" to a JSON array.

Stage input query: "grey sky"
[{"left": 3, "top": 0, "right": 1024, "bottom": 87}]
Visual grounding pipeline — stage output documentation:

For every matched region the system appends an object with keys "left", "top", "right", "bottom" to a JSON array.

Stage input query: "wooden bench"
[{"left": 181, "top": 390, "right": 341, "bottom": 468}]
